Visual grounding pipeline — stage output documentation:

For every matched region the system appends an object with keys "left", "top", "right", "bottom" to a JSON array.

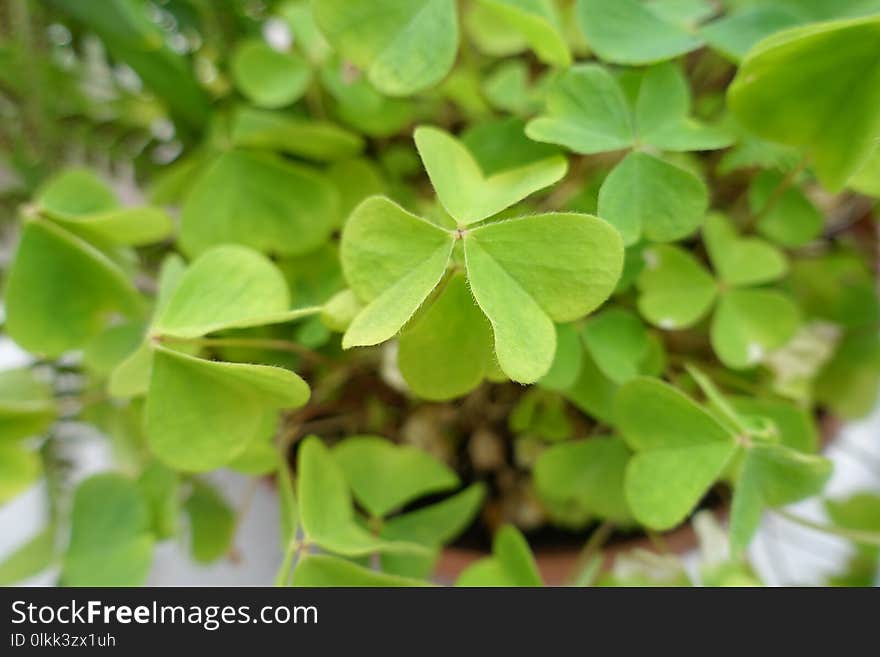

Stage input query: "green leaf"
[
  {"left": 83, "top": 322, "right": 146, "bottom": 377},
  {"left": 576, "top": 0, "right": 704, "bottom": 65},
  {"left": 332, "top": 436, "right": 459, "bottom": 518},
  {"left": 631, "top": 62, "right": 733, "bottom": 151},
  {"left": 231, "top": 39, "right": 311, "bottom": 108},
  {"left": 145, "top": 347, "right": 309, "bottom": 471},
  {"left": 341, "top": 197, "right": 454, "bottom": 348},
  {"left": 137, "top": 463, "right": 179, "bottom": 540},
  {"left": 462, "top": 117, "right": 562, "bottom": 175},
  {"left": 711, "top": 289, "right": 801, "bottom": 369},
  {"left": 319, "top": 62, "right": 416, "bottom": 137},
  {"left": 326, "top": 158, "right": 386, "bottom": 220},
  {"left": 34, "top": 167, "right": 174, "bottom": 244},
  {"left": 703, "top": 213, "right": 788, "bottom": 287},
  {"left": 730, "top": 444, "right": 832, "bottom": 553},
  {"left": 379, "top": 483, "right": 486, "bottom": 578},
  {"left": 509, "top": 389, "right": 573, "bottom": 441},
  {"left": 525, "top": 64, "right": 634, "bottom": 155},
  {"left": 36, "top": 168, "right": 116, "bottom": 218},
  {"left": 231, "top": 107, "right": 364, "bottom": 162},
  {"left": 728, "top": 16, "right": 880, "bottom": 190},
  {"left": 582, "top": 308, "right": 651, "bottom": 385},
  {"left": 615, "top": 377, "right": 736, "bottom": 530},
  {"left": 729, "top": 397, "right": 820, "bottom": 453},
  {"left": 701, "top": 6, "right": 801, "bottom": 62},
  {"left": 184, "top": 480, "right": 236, "bottom": 563},
  {"left": 456, "top": 525, "right": 542, "bottom": 586},
  {"left": 153, "top": 245, "right": 318, "bottom": 339},
  {"left": 474, "top": 0, "right": 570, "bottom": 66},
  {"left": 0, "top": 443, "right": 41, "bottom": 503},
  {"left": 599, "top": 152, "right": 709, "bottom": 246},
  {"left": 814, "top": 332, "right": 880, "bottom": 419},
  {"left": 562, "top": 349, "right": 618, "bottom": 423},
  {"left": 636, "top": 244, "right": 718, "bottom": 329},
  {"left": 0, "top": 368, "right": 56, "bottom": 442},
  {"left": 180, "top": 150, "right": 339, "bottom": 257},
  {"left": 539, "top": 323, "right": 583, "bottom": 391},
  {"left": 297, "top": 436, "right": 426, "bottom": 556},
  {"left": 534, "top": 436, "right": 632, "bottom": 524},
  {"left": 61, "top": 474, "right": 154, "bottom": 586},
  {"left": 0, "top": 528, "right": 55, "bottom": 586},
  {"left": 748, "top": 171, "right": 824, "bottom": 247},
  {"left": 4, "top": 219, "right": 142, "bottom": 357},
  {"left": 848, "top": 143, "right": 880, "bottom": 197},
  {"left": 292, "top": 554, "right": 428, "bottom": 587},
  {"left": 398, "top": 273, "right": 494, "bottom": 400},
  {"left": 414, "top": 125, "right": 567, "bottom": 226},
  {"left": 312, "top": 0, "right": 459, "bottom": 96},
  {"left": 464, "top": 212, "right": 623, "bottom": 382}
]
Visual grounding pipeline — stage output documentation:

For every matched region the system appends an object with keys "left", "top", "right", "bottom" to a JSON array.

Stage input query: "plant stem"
[
  {"left": 157, "top": 336, "right": 328, "bottom": 365},
  {"left": 568, "top": 521, "right": 614, "bottom": 586},
  {"left": 774, "top": 509, "right": 880, "bottom": 547},
  {"left": 274, "top": 539, "right": 300, "bottom": 587}
]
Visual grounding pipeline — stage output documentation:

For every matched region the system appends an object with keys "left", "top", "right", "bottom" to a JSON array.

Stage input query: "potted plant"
[{"left": 1, "top": 0, "right": 879, "bottom": 587}]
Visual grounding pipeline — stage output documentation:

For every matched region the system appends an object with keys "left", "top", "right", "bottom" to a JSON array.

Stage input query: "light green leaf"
[
  {"left": 730, "top": 444, "right": 832, "bottom": 553},
  {"left": 728, "top": 16, "right": 880, "bottom": 190},
  {"left": 153, "top": 245, "right": 319, "bottom": 339},
  {"left": 319, "top": 62, "right": 416, "bottom": 137},
  {"left": 36, "top": 168, "right": 116, "bottom": 218},
  {"left": 0, "top": 443, "right": 41, "bottom": 503},
  {"left": 701, "top": 6, "right": 801, "bottom": 62},
  {"left": 814, "top": 332, "right": 880, "bottom": 420},
  {"left": 582, "top": 308, "right": 650, "bottom": 384},
  {"left": 379, "top": 483, "right": 486, "bottom": 578},
  {"left": 292, "top": 554, "right": 428, "bottom": 587},
  {"left": 4, "top": 219, "right": 142, "bottom": 357},
  {"left": 615, "top": 377, "right": 736, "bottom": 530},
  {"left": 525, "top": 64, "right": 634, "bottom": 155},
  {"left": 398, "top": 273, "right": 494, "bottom": 400},
  {"left": 341, "top": 197, "right": 454, "bottom": 348},
  {"left": 137, "top": 463, "right": 179, "bottom": 540},
  {"left": 231, "top": 39, "right": 311, "bottom": 108},
  {"left": 108, "top": 341, "right": 153, "bottom": 399},
  {"left": 312, "top": 0, "right": 459, "bottom": 96},
  {"left": 180, "top": 150, "right": 339, "bottom": 257},
  {"left": 332, "top": 435, "right": 459, "bottom": 518},
  {"left": 703, "top": 213, "right": 788, "bottom": 287},
  {"left": 633, "top": 62, "right": 733, "bottom": 151},
  {"left": 297, "top": 436, "right": 426, "bottom": 556},
  {"left": 456, "top": 525, "right": 542, "bottom": 586},
  {"left": 145, "top": 347, "right": 309, "bottom": 471},
  {"left": 748, "top": 171, "right": 824, "bottom": 247},
  {"left": 730, "top": 396, "right": 819, "bottom": 453},
  {"left": 711, "top": 289, "right": 801, "bottom": 369},
  {"left": 61, "top": 474, "right": 154, "bottom": 586},
  {"left": 231, "top": 107, "right": 364, "bottom": 162},
  {"left": 539, "top": 323, "right": 584, "bottom": 391},
  {"left": 0, "top": 368, "right": 56, "bottom": 442},
  {"left": 474, "top": 0, "right": 570, "bottom": 66},
  {"left": 534, "top": 436, "right": 632, "bottom": 524},
  {"left": 184, "top": 480, "right": 235, "bottom": 563},
  {"left": 576, "top": 0, "right": 704, "bottom": 65},
  {"left": 0, "top": 528, "right": 55, "bottom": 585},
  {"left": 83, "top": 322, "right": 145, "bottom": 377},
  {"left": 464, "top": 212, "right": 623, "bottom": 382},
  {"left": 326, "top": 158, "right": 386, "bottom": 220},
  {"left": 414, "top": 125, "right": 567, "bottom": 226},
  {"left": 598, "top": 152, "right": 708, "bottom": 245},
  {"left": 636, "top": 244, "right": 717, "bottom": 329}
]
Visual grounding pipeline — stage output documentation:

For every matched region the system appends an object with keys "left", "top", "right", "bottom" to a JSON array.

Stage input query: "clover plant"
[{"left": 1, "top": 0, "right": 879, "bottom": 588}]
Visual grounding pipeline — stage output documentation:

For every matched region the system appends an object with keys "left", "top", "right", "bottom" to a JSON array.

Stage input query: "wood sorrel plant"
[{"left": 1, "top": 0, "right": 879, "bottom": 587}]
